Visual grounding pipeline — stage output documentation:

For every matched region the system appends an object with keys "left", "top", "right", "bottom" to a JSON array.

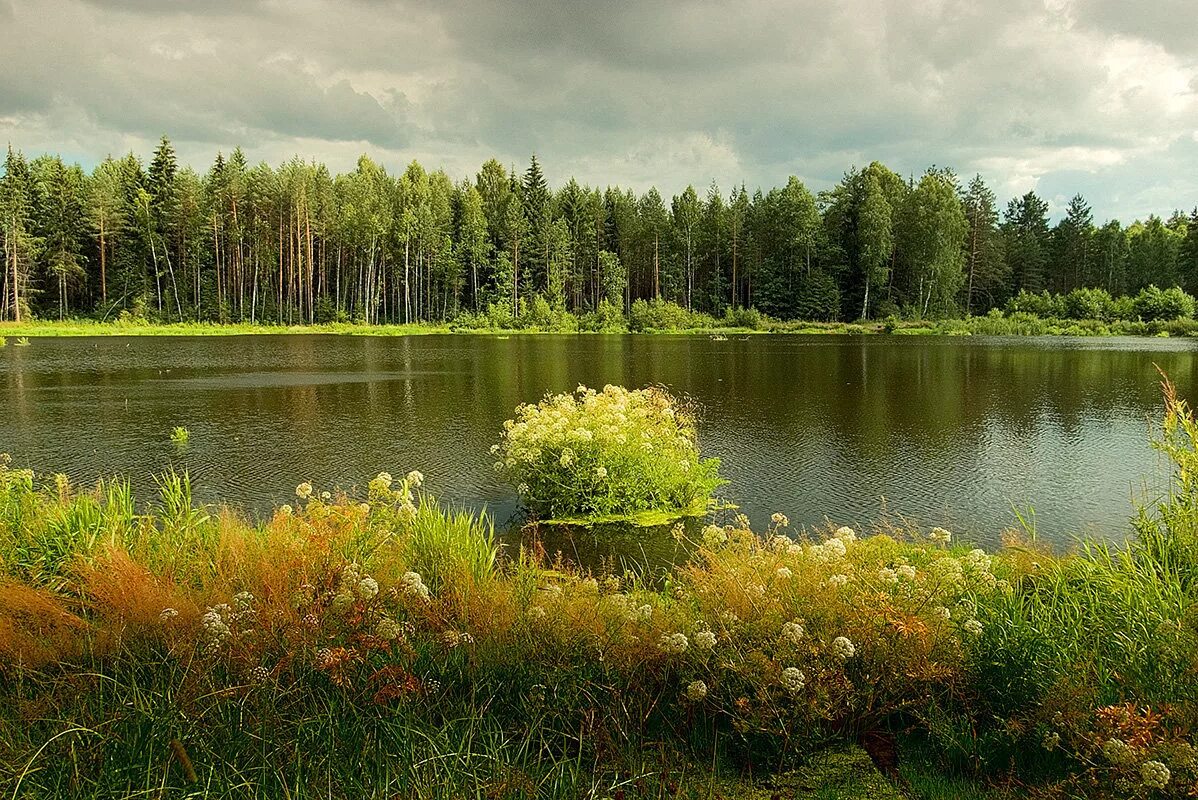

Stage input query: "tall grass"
[{"left": 2, "top": 382, "right": 1198, "bottom": 797}]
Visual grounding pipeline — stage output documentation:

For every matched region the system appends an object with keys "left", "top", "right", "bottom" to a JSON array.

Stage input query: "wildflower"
[
  {"left": 517, "top": 482, "right": 530, "bottom": 495},
  {"left": 685, "top": 680, "right": 708, "bottom": 701},
  {"left": 834, "top": 526, "right": 856, "bottom": 543},
  {"left": 200, "top": 606, "right": 232, "bottom": 651},
  {"left": 814, "top": 538, "right": 848, "bottom": 562},
  {"left": 929, "top": 527, "right": 952, "bottom": 544},
  {"left": 371, "top": 472, "right": 394, "bottom": 491},
  {"left": 769, "top": 535, "right": 792, "bottom": 552},
  {"left": 632, "top": 603, "right": 653, "bottom": 622},
  {"left": 735, "top": 513, "right": 751, "bottom": 529},
  {"left": 248, "top": 666, "right": 271, "bottom": 685},
  {"left": 375, "top": 617, "right": 404, "bottom": 640},
  {"left": 357, "top": 576, "right": 379, "bottom": 600},
  {"left": 1102, "top": 738, "right": 1135, "bottom": 765},
  {"left": 830, "top": 636, "right": 856, "bottom": 660},
  {"left": 826, "top": 573, "right": 850, "bottom": 589},
  {"left": 278, "top": 504, "right": 293, "bottom": 516},
  {"left": 330, "top": 591, "right": 355, "bottom": 613},
  {"left": 781, "top": 621, "right": 805, "bottom": 644},
  {"left": 878, "top": 567, "right": 898, "bottom": 584},
  {"left": 405, "top": 470, "right": 424, "bottom": 488},
  {"left": 659, "top": 632, "right": 689, "bottom": 654},
  {"left": 694, "top": 630, "right": 718, "bottom": 650},
  {"left": 933, "top": 606, "right": 952, "bottom": 621},
  {"left": 232, "top": 591, "right": 254, "bottom": 611},
  {"left": 1140, "top": 760, "right": 1170, "bottom": 789},
  {"left": 963, "top": 619, "right": 984, "bottom": 636},
  {"left": 442, "top": 630, "right": 474, "bottom": 648},
  {"left": 771, "top": 512, "right": 790, "bottom": 527},
  {"left": 781, "top": 667, "right": 806, "bottom": 694},
  {"left": 963, "top": 548, "right": 992, "bottom": 575},
  {"left": 1041, "top": 731, "right": 1060, "bottom": 751},
  {"left": 400, "top": 571, "right": 430, "bottom": 601},
  {"left": 295, "top": 481, "right": 313, "bottom": 500},
  {"left": 159, "top": 607, "right": 179, "bottom": 623},
  {"left": 897, "top": 565, "right": 917, "bottom": 581},
  {"left": 776, "top": 566, "right": 793, "bottom": 580},
  {"left": 701, "top": 525, "right": 728, "bottom": 548},
  {"left": 559, "top": 448, "right": 575, "bottom": 468},
  {"left": 594, "top": 465, "right": 608, "bottom": 479},
  {"left": 320, "top": 491, "right": 331, "bottom": 500},
  {"left": 302, "top": 613, "right": 320, "bottom": 627}
]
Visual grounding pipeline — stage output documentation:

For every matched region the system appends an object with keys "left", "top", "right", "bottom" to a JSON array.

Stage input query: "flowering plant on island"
[{"left": 493, "top": 384, "right": 724, "bottom": 524}]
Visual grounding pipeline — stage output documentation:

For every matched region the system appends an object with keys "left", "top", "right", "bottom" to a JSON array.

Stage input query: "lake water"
[{"left": 2, "top": 333, "right": 1195, "bottom": 548}]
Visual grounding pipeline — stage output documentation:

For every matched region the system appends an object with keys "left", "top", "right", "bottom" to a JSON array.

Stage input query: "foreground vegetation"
[{"left": 1, "top": 384, "right": 1197, "bottom": 798}]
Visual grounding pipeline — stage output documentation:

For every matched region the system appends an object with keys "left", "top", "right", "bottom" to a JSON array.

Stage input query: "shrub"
[
  {"left": 493, "top": 385, "right": 723, "bottom": 522},
  {"left": 577, "top": 299, "right": 628, "bottom": 332},
  {"left": 721, "top": 305, "right": 765, "bottom": 330},
  {"left": 1134, "top": 285, "right": 1196, "bottom": 322},
  {"left": 1064, "top": 287, "right": 1114, "bottom": 320},
  {"left": 518, "top": 294, "right": 578, "bottom": 332},
  {"left": 1006, "top": 289, "right": 1065, "bottom": 318},
  {"left": 628, "top": 298, "right": 716, "bottom": 331}
]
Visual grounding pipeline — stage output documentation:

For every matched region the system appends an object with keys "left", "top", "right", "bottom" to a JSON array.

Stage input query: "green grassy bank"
[
  {"left": 5, "top": 314, "right": 1198, "bottom": 339},
  {"left": 1, "top": 386, "right": 1197, "bottom": 798}
]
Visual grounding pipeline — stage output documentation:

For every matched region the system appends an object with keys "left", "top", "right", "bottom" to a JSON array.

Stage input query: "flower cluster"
[
  {"left": 659, "top": 632, "right": 689, "bottom": 654},
  {"left": 331, "top": 565, "right": 380, "bottom": 612},
  {"left": 493, "top": 385, "right": 723, "bottom": 520},
  {"left": 400, "top": 571, "right": 430, "bottom": 602}
]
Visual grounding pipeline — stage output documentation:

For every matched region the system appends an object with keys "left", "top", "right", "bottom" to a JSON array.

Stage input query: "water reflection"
[{"left": 1, "top": 334, "right": 1194, "bottom": 547}]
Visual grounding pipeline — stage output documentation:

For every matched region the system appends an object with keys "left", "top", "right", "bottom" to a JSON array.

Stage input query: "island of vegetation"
[
  {"left": 3, "top": 139, "right": 1198, "bottom": 339},
  {"left": 1, "top": 381, "right": 1196, "bottom": 799}
]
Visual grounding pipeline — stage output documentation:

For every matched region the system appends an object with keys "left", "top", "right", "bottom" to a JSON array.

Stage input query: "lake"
[{"left": 2, "top": 333, "right": 1195, "bottom": 548}]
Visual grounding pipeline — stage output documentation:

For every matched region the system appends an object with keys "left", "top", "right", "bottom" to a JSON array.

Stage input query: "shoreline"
[{"left": 2, "top": 317, "right": 1196, "bottom": 338}]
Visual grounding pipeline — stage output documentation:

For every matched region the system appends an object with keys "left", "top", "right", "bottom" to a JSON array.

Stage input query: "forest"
[{"left": 2, "top": 137, "right": 1197, "bottom": 326}]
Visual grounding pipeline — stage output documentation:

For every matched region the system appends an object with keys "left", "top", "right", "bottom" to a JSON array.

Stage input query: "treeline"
[{"left": 2, "top": 138, "right": 1197, "bottom": 325}]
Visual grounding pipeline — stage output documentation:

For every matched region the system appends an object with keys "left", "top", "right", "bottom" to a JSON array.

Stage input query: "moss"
[{"left": 715, "top": 745, "right": 904, "bottom": 799}]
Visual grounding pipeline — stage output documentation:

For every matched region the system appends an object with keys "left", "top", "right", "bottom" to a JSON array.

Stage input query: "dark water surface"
[{"left": 3, "top": 333, "right": 1196, "bottom": 547}]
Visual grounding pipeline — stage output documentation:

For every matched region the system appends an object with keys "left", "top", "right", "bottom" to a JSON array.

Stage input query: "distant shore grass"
[{"left": 3, "top": 315, "right": 1198, "bottom": 339}]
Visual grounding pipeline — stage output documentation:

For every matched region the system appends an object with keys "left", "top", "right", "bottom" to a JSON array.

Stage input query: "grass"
[
  {"left": 5, "top": 312, "right": 1198, "bottom": 339},
  {"left": 1, "top": 384, "right": 1197, "bottom": 798}
]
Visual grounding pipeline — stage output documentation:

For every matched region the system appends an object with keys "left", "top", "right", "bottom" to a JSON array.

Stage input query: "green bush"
[
  {"left": 493, "top": 385, "right": 723, "bottom": 522},
  {"left": 1134, "top": 285, "right": 1196, "bottom": 322},
  {"left": 628, "top": 298, "right": 716, "bottom": 331},
  {"left": 1063, "top": 287, "right": 1114, "bottom": 320},
  {"left": 518, "top": 294, "right": 578, "bottom": 332},
  {"left": 1006, "top": 290, "right": 1065, "bottom": 318},
  {"left": 721, "top": 306, "right": 765, "bottom": 330},
  {"left": 577, "top": 299, "right": 628, "bottom": 332}
]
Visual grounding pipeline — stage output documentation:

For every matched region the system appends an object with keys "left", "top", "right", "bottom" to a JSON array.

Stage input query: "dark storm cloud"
[{"left": 0, "top": 0, "right": 1194, "bottom": 221}]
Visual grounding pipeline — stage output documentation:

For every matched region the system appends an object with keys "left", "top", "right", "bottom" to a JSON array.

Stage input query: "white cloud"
[{"left": 0, "top": 0, "right": 1195, "bottom": 221}]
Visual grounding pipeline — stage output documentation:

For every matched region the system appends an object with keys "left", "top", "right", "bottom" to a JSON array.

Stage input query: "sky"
[{"left": 0, "top": 0, "right": 1196, "bottom": 222}]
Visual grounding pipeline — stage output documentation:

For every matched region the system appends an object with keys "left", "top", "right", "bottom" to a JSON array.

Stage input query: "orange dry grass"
[
  {"left": 209, "top": 510, "right": 333, "bottom": 602},
  {"left": 0, "top": 581, "right": 87, "bottom": 667},
  {"left": 77, "top": 548, "right": 197, "bottom": 628}
]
